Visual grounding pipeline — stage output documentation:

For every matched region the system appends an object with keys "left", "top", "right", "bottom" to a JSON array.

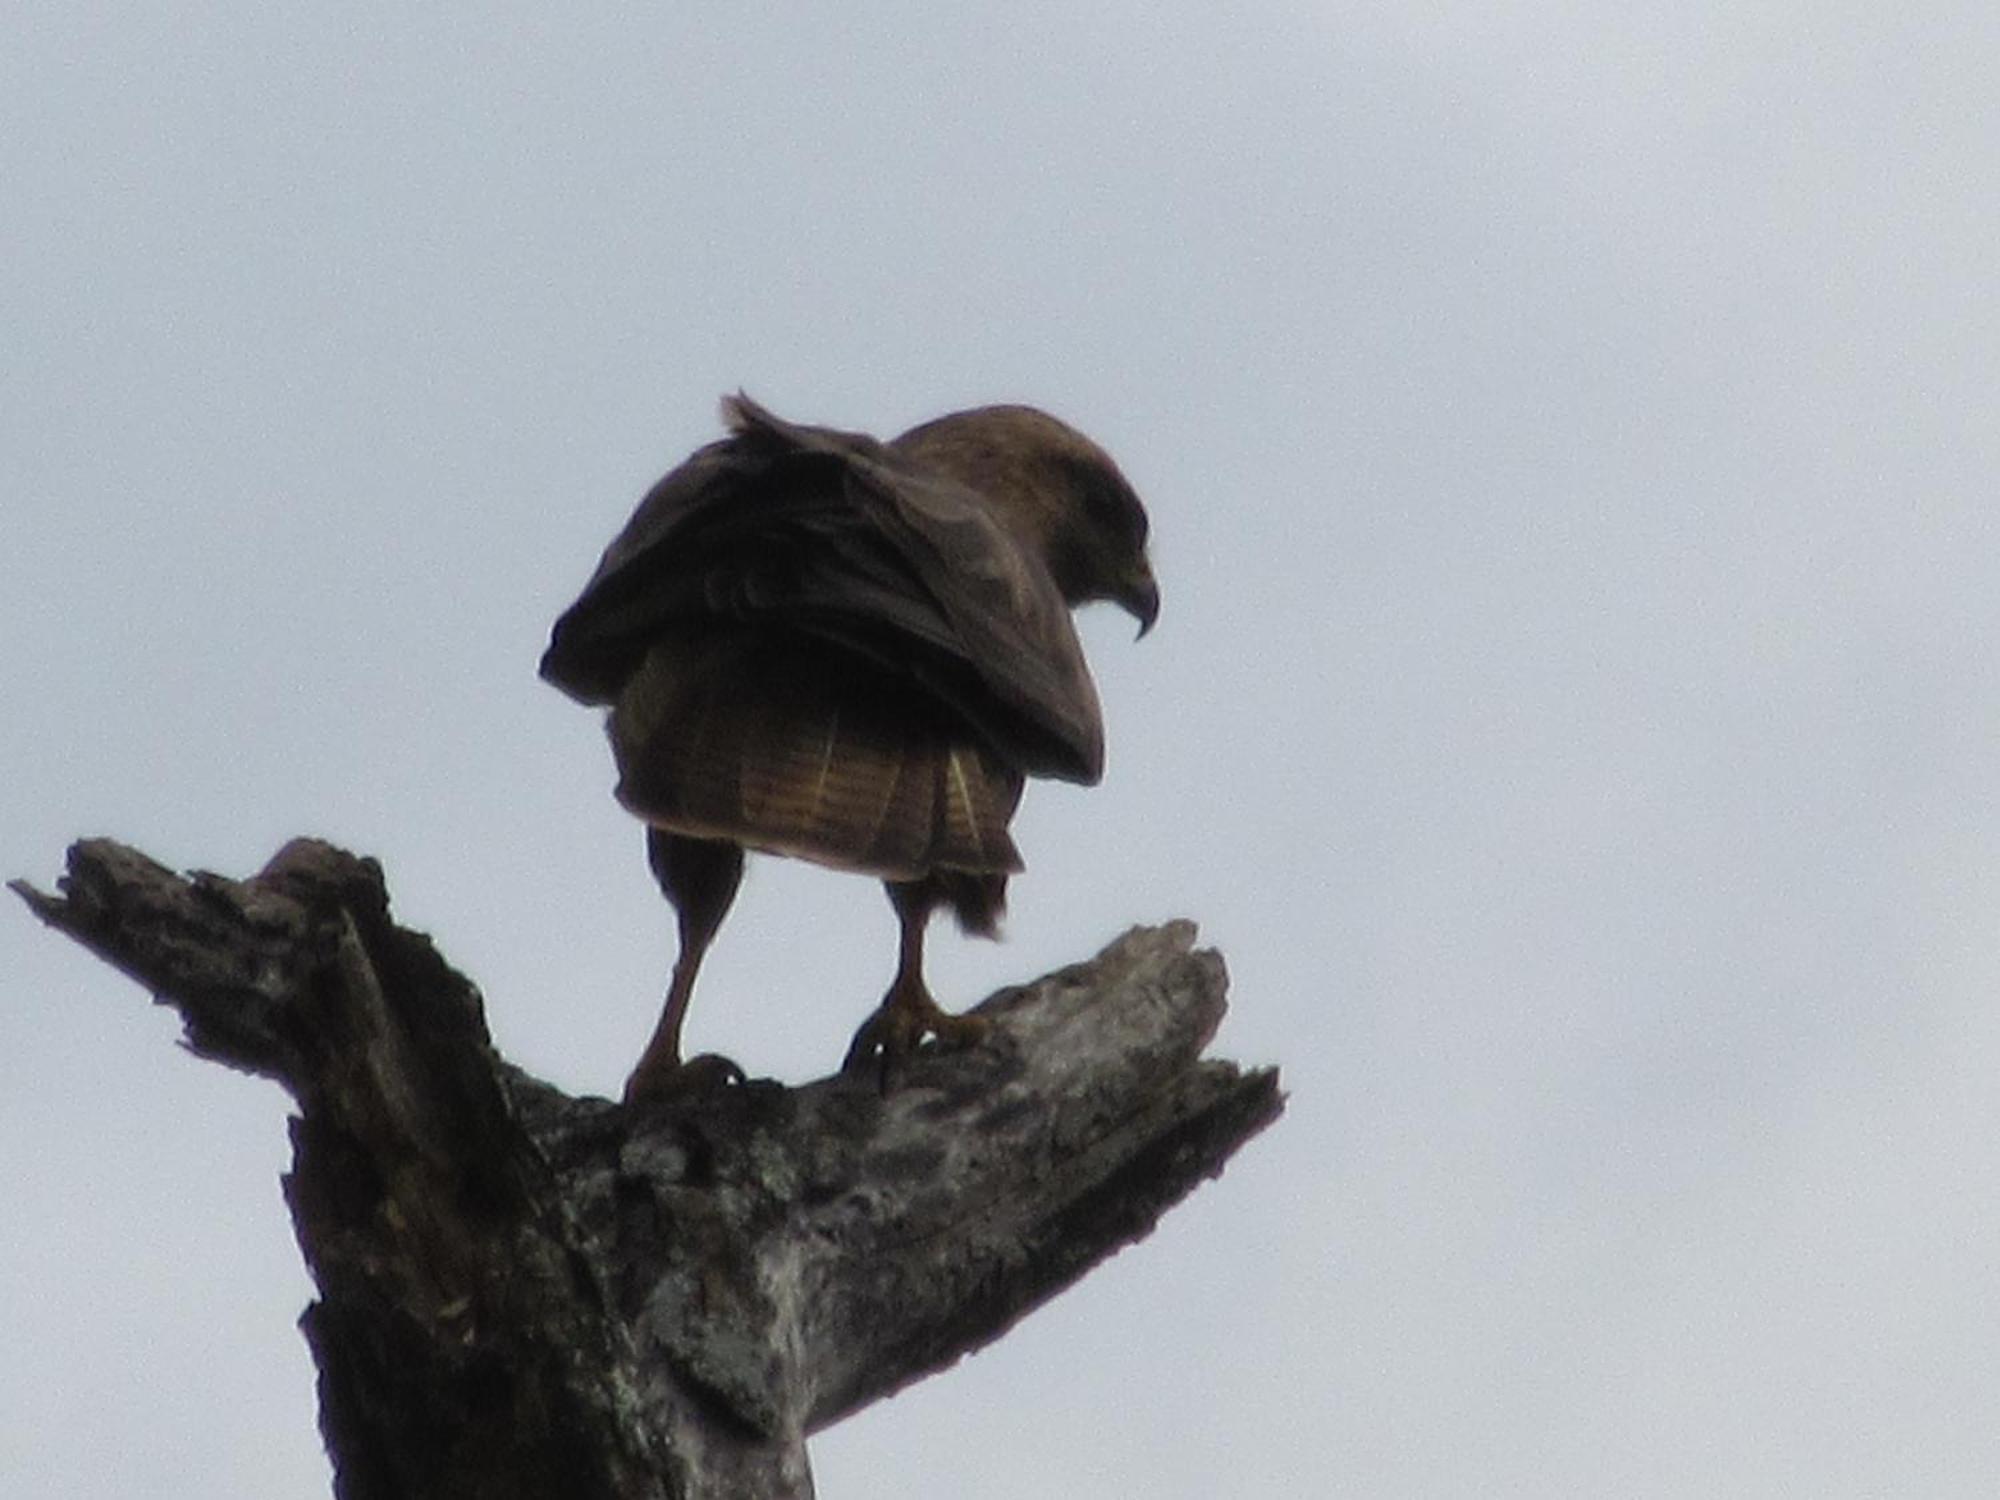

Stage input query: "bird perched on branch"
[{"left": 541, "top": 395, "right": 1158, "bottom": 1103}]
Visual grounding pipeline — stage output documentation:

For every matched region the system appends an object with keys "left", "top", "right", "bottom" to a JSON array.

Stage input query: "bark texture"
[{"left": 13, "top": 839, "right": 1282, "bottom": 1500}]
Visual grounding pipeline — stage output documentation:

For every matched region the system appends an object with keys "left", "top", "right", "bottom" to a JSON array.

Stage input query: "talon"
[
  {"left": 842, "top": 876, "right": 996, "bottom": 1089},
  {"left": 841, "top": 1005, "right": 911, "bottom": 1079},
  {"left": 842, "top": 992, "right": 991, "bottom": 1089},
  {"left": 929, "top": 1009, "right": 991, "bottom": 1051},
  {"left": 622, "top": 1050, "right": 746, "bottom": 1106}
]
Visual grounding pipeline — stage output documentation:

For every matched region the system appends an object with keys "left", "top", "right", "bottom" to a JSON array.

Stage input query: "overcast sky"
[{"left": 6, "top": 4, "right": 1998, "bottom": 1496}]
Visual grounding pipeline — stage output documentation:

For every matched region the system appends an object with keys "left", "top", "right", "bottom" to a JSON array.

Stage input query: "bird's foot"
[
  {"left": 621, "top": 1050, "right": 747, "bottom": 1107},
  {"left": 842, "top": 989, "right": 991, "bottom": 1089}
]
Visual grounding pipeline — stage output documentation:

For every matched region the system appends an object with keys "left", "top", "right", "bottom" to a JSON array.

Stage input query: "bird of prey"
[{"left": 540, "top": 394, "right": 1157, "bottom": 1103}]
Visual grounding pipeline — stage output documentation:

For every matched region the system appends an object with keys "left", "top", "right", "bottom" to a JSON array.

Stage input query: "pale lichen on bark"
[{"left": 15, "top": 839, "right": 1281, "bottom": 1500}]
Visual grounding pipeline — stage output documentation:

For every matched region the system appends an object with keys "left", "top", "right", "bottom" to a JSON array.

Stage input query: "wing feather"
[{"left": 540, "top": 395, "right": 1105, "bottom": 783}]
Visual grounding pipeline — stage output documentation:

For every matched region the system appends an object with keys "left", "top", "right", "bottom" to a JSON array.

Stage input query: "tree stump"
[{"left": 13, "top": 838, "right": 1282, "bottom": 1499}]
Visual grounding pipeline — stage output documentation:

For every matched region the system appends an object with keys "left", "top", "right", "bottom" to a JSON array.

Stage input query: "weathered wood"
[{"left": 13, "top": 839, "right": 1282, "bottom": 1500}]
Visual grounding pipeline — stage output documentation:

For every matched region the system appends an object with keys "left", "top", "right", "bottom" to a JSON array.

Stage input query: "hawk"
[{"left": 541, "top": 395, "right": 1157, "bottom": 1102}]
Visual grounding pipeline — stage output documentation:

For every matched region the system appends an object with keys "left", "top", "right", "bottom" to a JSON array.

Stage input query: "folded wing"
[{"left": 538, "top": 397, "right": 1104, "bottom": 881}]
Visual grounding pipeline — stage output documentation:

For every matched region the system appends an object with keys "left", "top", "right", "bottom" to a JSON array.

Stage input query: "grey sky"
[{"left": 6, "top": 4, "right": 1998, "bottom": 1495}]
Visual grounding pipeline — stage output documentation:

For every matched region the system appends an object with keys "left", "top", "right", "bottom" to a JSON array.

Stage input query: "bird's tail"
[{"left": 608, "top": 628, "right": 1025, "bottom": 884}]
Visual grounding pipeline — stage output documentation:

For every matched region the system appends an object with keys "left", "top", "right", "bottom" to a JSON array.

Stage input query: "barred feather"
[{"left": 609, "top": 631, "right": 1024, "bottom": 882}]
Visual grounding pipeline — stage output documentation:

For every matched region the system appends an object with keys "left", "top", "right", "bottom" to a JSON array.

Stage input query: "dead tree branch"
[{"left": 13, "top": 838, "right": 1282, "bottom": 1500}]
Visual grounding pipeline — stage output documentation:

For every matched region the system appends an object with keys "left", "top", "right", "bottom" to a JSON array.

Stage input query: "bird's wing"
[{"left": 539, "top": 397, "right": 1105, "bottom": 783}]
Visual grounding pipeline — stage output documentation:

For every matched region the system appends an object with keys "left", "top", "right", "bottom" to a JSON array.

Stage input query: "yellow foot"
[
  {"left": 621, "top": 1050, "right": 746, "bottom": 1107},
  {"left": 842, "top": 997, "right": 991, "bottom": 1087}
]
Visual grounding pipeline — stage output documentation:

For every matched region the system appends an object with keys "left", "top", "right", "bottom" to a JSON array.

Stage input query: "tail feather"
[{"left": 609, "top": 629, "right": 1023, "bottom": 881}]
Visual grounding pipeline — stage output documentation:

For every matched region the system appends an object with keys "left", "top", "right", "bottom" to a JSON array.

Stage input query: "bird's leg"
[
  {"left": 624, "top": 832, "right": 746, "bottom": 1105},
  {"left": 843, "top": 878, "right": 992, "bottom": 1082}
]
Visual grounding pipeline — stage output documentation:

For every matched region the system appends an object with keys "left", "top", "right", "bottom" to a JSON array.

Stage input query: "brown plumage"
[{"left": 541, "top": 394, "right": 1158, "bottom": 1101}]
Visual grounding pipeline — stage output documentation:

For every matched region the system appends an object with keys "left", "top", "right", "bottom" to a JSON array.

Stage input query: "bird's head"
[{"left": 892, "top": 405, "right": 1159, "bottom": 637}]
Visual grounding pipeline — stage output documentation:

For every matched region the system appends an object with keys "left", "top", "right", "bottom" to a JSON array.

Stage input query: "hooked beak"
[{"left": 1116, "top": 559, "right": 1160, "bottom": 639}]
